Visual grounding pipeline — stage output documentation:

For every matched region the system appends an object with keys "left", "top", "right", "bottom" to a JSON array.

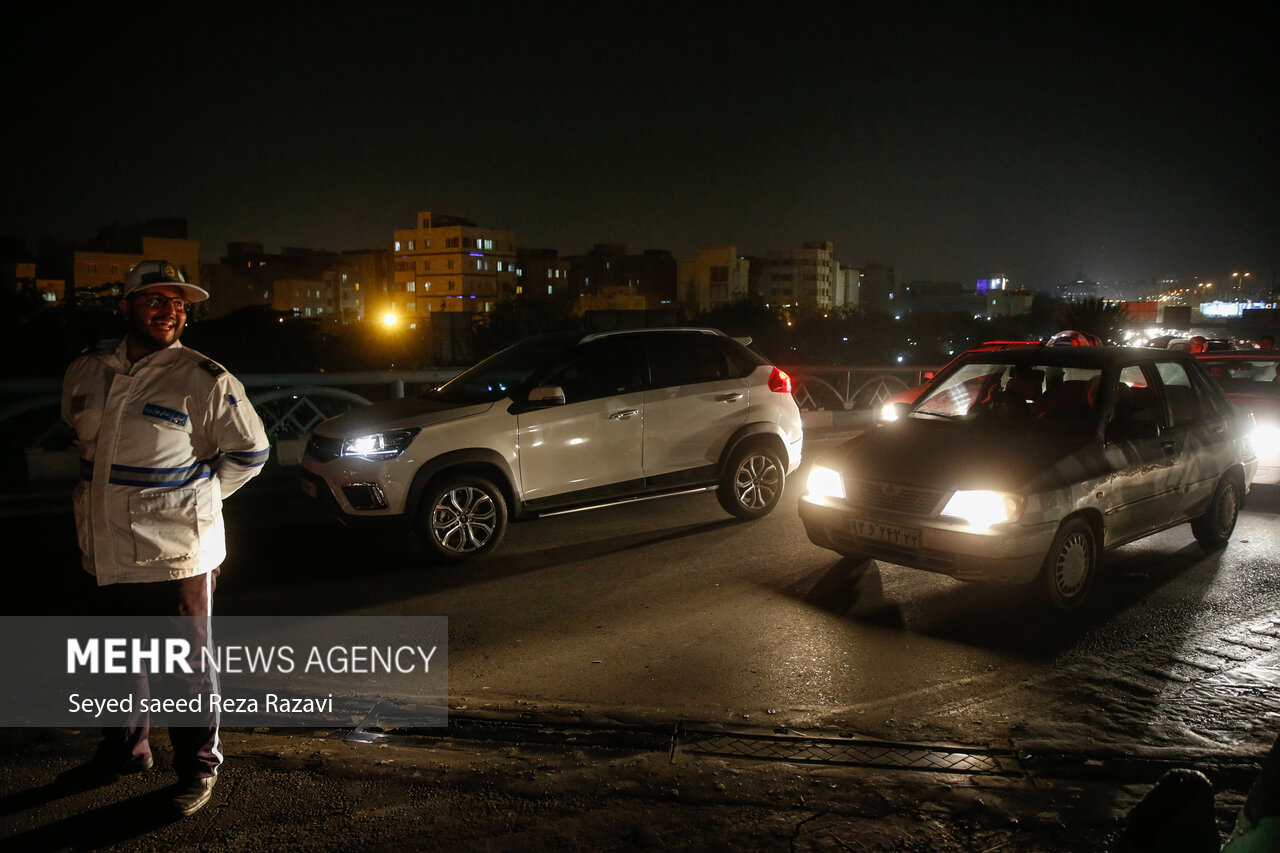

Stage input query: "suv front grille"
[
  {"left": 845, "top": 478, "right": 946, "bottom": 517},
  {"left": 305, "top": 435, "right": 342, "bottom": 463}
]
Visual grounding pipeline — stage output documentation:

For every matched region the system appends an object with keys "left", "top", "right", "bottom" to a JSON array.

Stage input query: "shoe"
[{"left": 171, "top": 776, "right": 216, "bottom": 817}]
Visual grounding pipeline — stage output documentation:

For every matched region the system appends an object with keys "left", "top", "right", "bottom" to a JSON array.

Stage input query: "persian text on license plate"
[{"left": 849, "top": 519, "right": 920, "bottom": 549}]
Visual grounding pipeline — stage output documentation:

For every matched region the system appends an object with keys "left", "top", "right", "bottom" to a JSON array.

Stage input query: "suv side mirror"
[{"left": 527, "top": 385, "right": 566, "bottom": 407}]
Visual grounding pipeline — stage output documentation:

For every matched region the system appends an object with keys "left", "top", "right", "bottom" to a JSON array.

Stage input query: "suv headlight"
[
  {"left": 941, "top": 490, "right": 1025, "bottom": 528},
  {"left": 340, "top": 428, "right": 420, "bottom": 461}
]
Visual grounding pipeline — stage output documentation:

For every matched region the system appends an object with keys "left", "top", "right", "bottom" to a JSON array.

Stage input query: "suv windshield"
[
  {"left": 914, "top": 360, "right": 1103, "bottom": 434},
  {"left": 426, "top": 337, "right": 578, "bottom": 404}
]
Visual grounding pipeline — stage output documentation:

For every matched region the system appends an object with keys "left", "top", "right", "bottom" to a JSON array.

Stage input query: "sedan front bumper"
[{"left": 798, "top": 496, "right": 1059, "bottom": 584}]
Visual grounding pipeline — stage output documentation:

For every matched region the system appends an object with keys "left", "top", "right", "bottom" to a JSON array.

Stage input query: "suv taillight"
[{"left": 768, "top": 367, "right": 792, "bottom": 393}]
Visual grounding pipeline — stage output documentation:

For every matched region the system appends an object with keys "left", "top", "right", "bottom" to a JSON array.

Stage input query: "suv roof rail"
[{"left": 579, "top": 327, "right": 726, "bottom": 343}]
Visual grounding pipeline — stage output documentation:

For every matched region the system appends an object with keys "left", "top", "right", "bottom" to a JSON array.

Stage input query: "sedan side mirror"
[{"left": 527, "top": 385, "right": 566, "bottom": 407}]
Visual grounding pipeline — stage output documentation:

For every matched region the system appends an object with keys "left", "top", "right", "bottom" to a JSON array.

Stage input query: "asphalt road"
[
  {"left": 12, "top": 433, "right": 1277, "bottom": 760},
  {"left": 4, "top": 438, "right": 1278, "bottom": 850}
]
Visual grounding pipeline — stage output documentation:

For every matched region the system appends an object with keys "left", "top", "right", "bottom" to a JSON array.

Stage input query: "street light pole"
[{"left": 1231, "top": 271, "right": 1251, "bottom": 299}]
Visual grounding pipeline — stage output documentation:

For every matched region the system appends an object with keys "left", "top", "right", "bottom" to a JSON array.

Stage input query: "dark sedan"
[{"left": 800, "top": 347, "right": 1258, "bottom": 609}]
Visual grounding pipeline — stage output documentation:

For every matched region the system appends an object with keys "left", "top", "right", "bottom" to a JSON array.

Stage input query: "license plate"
[
  {"left": 849, "top": 519, "right": 920, "bottom": 549},
  {"left": 300, "top": 478, "right": 317, "bottom": 498}
]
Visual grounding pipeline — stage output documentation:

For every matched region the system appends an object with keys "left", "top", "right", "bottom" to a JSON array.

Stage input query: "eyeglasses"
[{"left": 134, "top": 294, "right": 192, "bottom": 313}]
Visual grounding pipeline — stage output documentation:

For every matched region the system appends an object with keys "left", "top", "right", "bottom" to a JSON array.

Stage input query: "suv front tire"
[{"left": 416, "top": 474, "right": 508, "bottom": 562}]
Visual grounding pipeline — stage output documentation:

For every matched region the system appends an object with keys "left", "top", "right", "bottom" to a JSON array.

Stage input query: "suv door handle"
[
  {"left": 716, "top": 393, "right": 744, "bottom": 403},
  {"left": 610, "top": 409, "right": 640, "bottom": 420},
  {"left": 1160, "top": 439, "right": 1179, "bottom": 457}
]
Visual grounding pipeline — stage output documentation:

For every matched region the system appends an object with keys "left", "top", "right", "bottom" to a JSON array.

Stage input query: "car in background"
[
  {"left": 1196, "top": 351, "right": 1279, "bottom": 484},
  {"left": 801, "top": 347, "right": 1257, "bottom": 610},
  {"left": 1168, "top": 337, "right": 1237, "bottom": 352},
  {"left": 1046, "top": 329, "right": 1103, "bottom": 347},
  {"left": 301, "top": 328, "right": 804, "bottom": 561}
]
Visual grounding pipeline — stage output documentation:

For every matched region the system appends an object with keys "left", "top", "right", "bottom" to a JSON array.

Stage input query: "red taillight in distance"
[{"left": 768, "top": 367, "right": 792, "bottom": 393}]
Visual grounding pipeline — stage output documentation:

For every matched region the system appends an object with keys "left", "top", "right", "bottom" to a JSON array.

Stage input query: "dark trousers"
[{"left": 95, "top": 569, "right": 221, "bottom": 780}]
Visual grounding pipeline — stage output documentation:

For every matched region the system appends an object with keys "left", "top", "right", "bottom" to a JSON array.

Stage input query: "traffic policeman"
[{"left": 61, "top": 260, "right": 270, "bottom": 816}]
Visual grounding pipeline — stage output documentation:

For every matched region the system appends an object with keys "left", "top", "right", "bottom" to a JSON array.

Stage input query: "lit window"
[
  {"left": 407, "top": 282, "right": 416, "bottom": 292},
  {"left": 394, "top": 241, "right": 401, "bottom": 251},
  {"left": 408, "top": 241, "right": 415, "bottom": 250}
]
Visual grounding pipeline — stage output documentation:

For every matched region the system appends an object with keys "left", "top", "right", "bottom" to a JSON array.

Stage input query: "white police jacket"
[{"left": 61, "top": 340, "right": 270, "bottom": 584}]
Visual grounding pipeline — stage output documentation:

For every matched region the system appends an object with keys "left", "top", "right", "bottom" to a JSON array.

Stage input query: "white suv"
[{"left": 300, "top": 328, "right": 804, "bottom": 561}]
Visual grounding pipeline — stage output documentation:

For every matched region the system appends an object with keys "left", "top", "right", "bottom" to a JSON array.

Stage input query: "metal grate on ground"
[{"left": 674, "top": 727, "right": 1019, "bottom": 776}]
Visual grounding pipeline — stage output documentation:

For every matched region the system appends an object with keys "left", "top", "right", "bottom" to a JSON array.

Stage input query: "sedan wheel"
[
  {"left": 717, "top": 444, "right": 784, "bottom": 520},
  {"left": 1039, "top": 517, "right": 1096, "bottom": 610},
  {"left": 417, "top": 476, "right": 507, "bottom": 562},
  {"left": 1191, "top": 476, "right": 1240, "bottom": 548}
]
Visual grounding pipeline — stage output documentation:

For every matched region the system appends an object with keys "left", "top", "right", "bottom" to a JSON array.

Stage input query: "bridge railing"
[
  {"left": 0, "top": 364, "right": 934, "bottom": 484},
  {"left": 780, "top": 365, "right": 931, "bottom": 412}
]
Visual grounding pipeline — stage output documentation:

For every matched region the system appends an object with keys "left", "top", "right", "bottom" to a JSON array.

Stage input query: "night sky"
[{"left": 8, "top": 8, "right": 1276, "bottom": 293}]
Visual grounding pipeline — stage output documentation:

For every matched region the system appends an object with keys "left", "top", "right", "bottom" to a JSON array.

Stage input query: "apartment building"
[
  {"left": 391, "top": 212, "right": 517, "bottom": 319},
  {"left": 748, "top": 241, "right": 835, "bottom": 310},
  {"left": 564, "top": 244, "right": 677, "bottom": 310},
  {"left": 676, "top": 245, "right": 749, "bottom": 313},
  {"left": 516, "top": 248, "right": 571, "bottom": 297},
  {"left": 60, "top": 222, "right": 200, "bottom": 303}
]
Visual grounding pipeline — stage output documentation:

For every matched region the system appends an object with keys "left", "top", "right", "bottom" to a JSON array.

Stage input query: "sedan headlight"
[
  {"left": 806, "top": 465, "right": 846, "bottom": 500},
  {"left": 879, "top": 402, "right": 899, "bottom": 422},
  {"left": 940, "top": 490, "right": 1025, "bottom": 528},
  {"left": 340, "top": 428, "right": 420, "bottom": 461}
]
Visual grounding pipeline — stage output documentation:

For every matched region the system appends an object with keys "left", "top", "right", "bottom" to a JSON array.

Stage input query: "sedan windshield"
[
  {"left": 913, "top": 361, "right": 1103, "bottom": 433},
  {"left": 425, "top": 338, "right": 576, "bottom": 404}
]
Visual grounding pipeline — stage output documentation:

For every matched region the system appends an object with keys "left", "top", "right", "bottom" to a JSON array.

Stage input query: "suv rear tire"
[
  {"left": 416, "top": 475, "right": 507, "bottom": 562},
  {"left": 717, "top": 442, "right": 785, "bottom": 520}
]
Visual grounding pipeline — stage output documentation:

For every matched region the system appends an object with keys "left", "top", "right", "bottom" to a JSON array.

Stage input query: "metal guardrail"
[{"left": 782, "top": 365, "right": 931, "bottom": 412}]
